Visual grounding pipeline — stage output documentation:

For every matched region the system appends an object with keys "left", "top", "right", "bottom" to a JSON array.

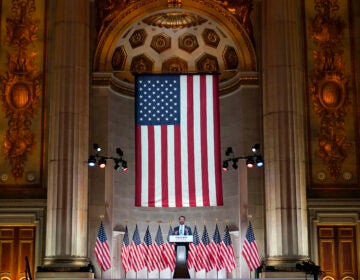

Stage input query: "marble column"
[
  {"left": 262, "top": 0, "right": 309, "bottom": 271},
  {"left": 42, "top": 0, "right": 90, "bottom": 270}
]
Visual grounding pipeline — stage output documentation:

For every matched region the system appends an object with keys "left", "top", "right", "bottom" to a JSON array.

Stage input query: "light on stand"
[
  {"left": 88, "top": 144, "right": 128, "bottom": 172},
  {"left": 222, "top": 144, "right": 264, "bottom": 171}
]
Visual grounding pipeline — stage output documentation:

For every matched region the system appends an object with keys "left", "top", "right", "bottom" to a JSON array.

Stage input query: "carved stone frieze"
[
  {"left": 162, "top": 57, "right": 188, "bottom": 73},
  {"left": 150, "top": 33, "right": 171, "bottom": 53},
  {"left": 130, "top": 54, "right": 154, "bottom": 73},
  {"left": 196, "top": 53, "right": 219, "bottom": 72},
  {"left": 202, "top": 28, "right": 220, "bottom": 48},
  {"left": 111, "top": 46, "right": 127, "bottom": 71},
  {"left": 178, "top": 33, "right": 199, "bottom": 53},
  {"left": 308, "top": 0, "right": 351, "bottom": 180},
  {"left": 0, "top": 0, "right": 42, "bottom": 180}
]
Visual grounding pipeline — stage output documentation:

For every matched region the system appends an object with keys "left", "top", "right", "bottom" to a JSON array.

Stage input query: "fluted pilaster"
[
  {"left": 44, "top": 0, "right": 90, "bottom": 268},
  {"left": 262, "top": 0, "right": 309, "bottom": 268}
]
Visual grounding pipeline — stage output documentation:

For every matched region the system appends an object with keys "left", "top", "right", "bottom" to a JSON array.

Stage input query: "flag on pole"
[
  {"left": 154, "top": 225, "right": 166, "bottom": 271},
  {"left": 130, "top": 225, "right": 145, "bottom": 272},
  {"left": 135, "top": 74, "right": 223, "bottom": 207},
  {"left": 188, "top": 225, "right": 203, "bottom": 272},
  {"left": 163, "top": 226, "right": 176, "bottom": 271},
  {"left": 241, "top": 222, "right": 261, "bottom": 271},
  {"left": 221, "top": 225, "right": 236, "bottom": 273},
  {"left": 143, "top": 226, "right": 157, "bottom": 272},
  {"left": 210, "top": 224, "right": 223, "bottom": 271},
  {"left": 94, "top": 221, "right": 111, "bottom": 271},
  {"left": 200, "top": 225, "right": 211, "bottom": 272},
  {"left": 120, "top": 226, "right": 130, "bottom": 273}
]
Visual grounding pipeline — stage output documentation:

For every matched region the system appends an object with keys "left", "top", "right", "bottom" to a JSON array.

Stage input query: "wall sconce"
[
  {"left": 88, "top": 143, "right": 128, "bottom": 171},
  {"left": 222, "top": 144, "right": 264, "bottom": 171}
]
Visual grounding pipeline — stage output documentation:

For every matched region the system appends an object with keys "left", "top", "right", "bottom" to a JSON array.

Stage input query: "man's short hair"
[{"left": 179, "top": 215, "right": 186, "bottom": 220}]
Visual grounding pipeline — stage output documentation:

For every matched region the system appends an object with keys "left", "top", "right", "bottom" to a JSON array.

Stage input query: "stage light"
[
  {"left": 232, "top": 159, "right": 238, "bottom": 169},
  {"left": 98, "top": 157, "right": 106, "bottom": 168},
  {"left": 93, "top": 143, "right": 102, "bottom": 152},
  {"left": 222, "top": 160, "right": 229, "bottom": 171},
  {"left": 222, "top": 145, "right": 264, "bottom": 170},
  {"left": 225, "top": 147, "right": 233, "bottom": 156},
  {"left": 252, "top": 143, "right": 260, "bottom": 153},
  {"left": 88, "top": 143, "right": 128, "bottom": 172},
  {"left": 256, "top": 156, "right": 264, "bottom": 167},
  {"left": 246, "top": 157, "right": 255, "bottom": 168},
  {"left": 88, "top": 155, "right": 96, "bottom": 167},
  {"left": 122, "top": 160, "right": 128, "bottom": 171},
  {"left": 116, "top": 148, "right": 123, "bottom": 157}
]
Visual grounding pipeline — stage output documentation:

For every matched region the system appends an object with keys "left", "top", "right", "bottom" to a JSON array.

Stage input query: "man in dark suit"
[{"left": 174, "top": 215, "right": 192, "bottom": 236}]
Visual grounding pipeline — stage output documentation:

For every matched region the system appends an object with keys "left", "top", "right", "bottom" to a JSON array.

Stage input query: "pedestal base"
[
  {"left": 261, "top": 271, "right": 307, "bottom": 279},
  {"left": 36, "top": 272, "right": 94, "bottom": 279},
  {"left": 173, "top": 245, "right": 190, "bottom": 278}
]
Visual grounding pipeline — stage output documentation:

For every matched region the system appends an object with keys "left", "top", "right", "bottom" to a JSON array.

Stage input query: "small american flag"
[
  {"left": 241, "top": 222, "right": 261, "bottom": 271},
  {"left": 94, "top": 221, "right": 111, "bottom": 271},
  {"left": 120, "top": 226, "right": 130, "bottom": 273},
  {"left": 188, "top": 225, "right": 203, "bottom": 272},
  {"left": 143, "top": 226, "right": 157, "bottom": 272},
  {"left": 200, "top": 225, "right": 211, "bottom": 272},
  {"left": 135, "top": 74, "right": 223, "bottom": 207},
  {"left": 163, "top": 226, "right": 176, "bottom": 271},
  {"left": 130, "top": 225, "right": 145, "bottom": 272},
  {"left": 221, "top": 225, "right": 236, "bottom": 273},
  {"left": 154, "top": 225, "right": 166, "bottom": 271},
  {"left": 210, "top": 224, "right": 223, "bottom": 271}
]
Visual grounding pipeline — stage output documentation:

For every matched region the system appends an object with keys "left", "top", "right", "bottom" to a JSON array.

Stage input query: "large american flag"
[
  {"left": 94, "top": 221, "right": 111, "bottom": 271},
  {"left": 241, "top": 222, "right": 261, "bottom": 271},
  {"left": 120, "top": 226, "right": 130, "bottom": 273},
  {"left": 130, "top": 225, "right": 145, "bottom": 272},
  {"left": 221, "top": 225, "right": 236, "bottom": 273},
  {"left": 135, "top": 74, "right": 223, "bottom": 207}
]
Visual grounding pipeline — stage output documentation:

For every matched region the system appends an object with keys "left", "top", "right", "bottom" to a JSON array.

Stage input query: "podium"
[{"left": 169, "top": 235, "right": 193, "bottom": 279}]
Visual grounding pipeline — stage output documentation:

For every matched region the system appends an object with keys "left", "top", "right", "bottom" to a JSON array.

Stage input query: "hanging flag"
[
  {"left": 221, "top": 225, "right": 236, "bottom": 273},
  {"left": 143, "top": 226, "right": 157, "bottom": 272},
  {"left": 163, "top": 226, "right": 176, "bottom": 271},
  {"left": 135, "top": 74, "right": 223, "bottom": 207},
  {"left": 130, "top": 225, "right": 145, "bottom": 272},
  {"left": 210, "top": 224, "right": 223, "bottom": 271},
  {"left": 241, "top": 222, "right": 261, "bottom": 271},
  {"left": 200, "top": 225, "right": 211, "bottom": 272},
  {"left": 120, "top": 226, "right": 130, "bottom": 273},
  {"left": 154, "top": 225, "right": 166, "bottom": 271},
  {"left": 94, "top": 221, "right": 111, "bottom": 271},
  {"left": 188, "top": 225, "right": 203, "bottom": 272}
]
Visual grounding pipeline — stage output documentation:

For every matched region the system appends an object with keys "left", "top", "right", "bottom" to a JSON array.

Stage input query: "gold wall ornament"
[
  {"left": 307, "top": 0, "right": 354, "bottom": 182},
  {"left": 0, "top": 0, "right": 42, "bottom": 180}
]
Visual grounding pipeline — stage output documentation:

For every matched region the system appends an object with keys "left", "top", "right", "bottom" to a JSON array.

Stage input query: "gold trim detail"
[
  {"left": 309, "top": 0, "right": 351, "bottom": 180},
  {"left": 0, "top": 0, "right": 41, "bottom": 179}
]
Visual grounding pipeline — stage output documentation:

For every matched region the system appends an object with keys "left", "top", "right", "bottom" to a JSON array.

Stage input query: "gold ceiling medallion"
[
  {"left": 142, "top": 12, "right": 207, "bottom": 29},
  {"left": 309, "top": 0, "right": 351, "bottom": 180},
  {"left": 0, "top": 0, "right": 41, "bottom": 179}
]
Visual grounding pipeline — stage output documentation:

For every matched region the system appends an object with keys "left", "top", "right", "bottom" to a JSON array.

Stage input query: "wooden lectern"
[{"left": 169, "top": 235, "right": 193, "bottom": 279}]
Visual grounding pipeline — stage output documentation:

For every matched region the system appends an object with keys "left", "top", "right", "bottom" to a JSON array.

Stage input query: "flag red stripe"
[
  {"left": 200, "top": 75, "right": 210, "bottom": 205},
  {"left": 161, "top": 126, "right": 168, "bottom": 207},
  {"left": 135, "top": 126, "right": 142, "bottom": 206},
  {"left": 174, "top": 125, "right": 182, "bottom": 207},
  {"left": 212, "top": 76, "right": 223, "bottom": 205},
  {"left": 148, "top": 126, "right": 155, "bottom": 206},
  {"left": 186, "top": 76, "right": 196, "bottom": 207}
]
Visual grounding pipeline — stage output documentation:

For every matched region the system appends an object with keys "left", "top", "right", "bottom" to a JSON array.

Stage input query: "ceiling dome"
[{"left": 93, "top": 0, "right": 257, "bottom": 96}]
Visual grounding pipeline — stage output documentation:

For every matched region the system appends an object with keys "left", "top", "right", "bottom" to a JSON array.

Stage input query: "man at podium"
[{"left": 174, "top": 215, "right": 192, "bottom": 236}]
